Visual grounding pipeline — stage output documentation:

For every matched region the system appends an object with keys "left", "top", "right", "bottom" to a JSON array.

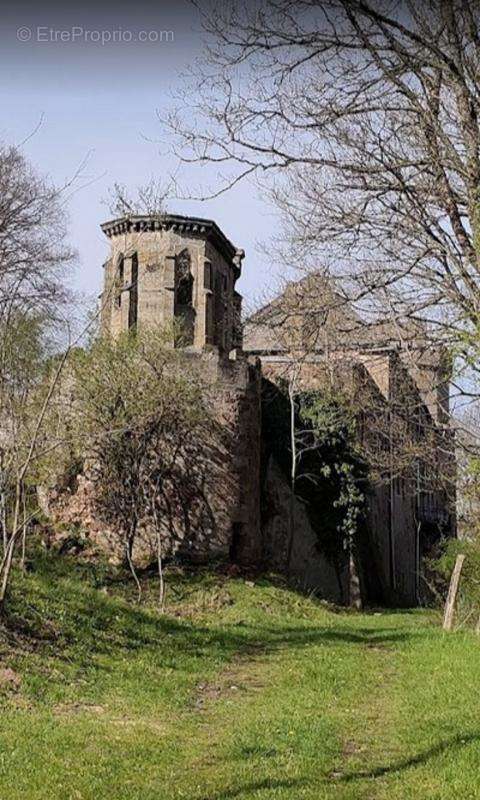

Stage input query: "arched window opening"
[
  {"left": 177, "top": 272, "right": 194, "bottom": 306},
  {"left": 214, "top": 271, "right": 228, "bottom": 349},
  {"left": 115, "top": 255, "right": 124, "bottom": 309},
  {"left": 128, "top": 253, "right": 138, "bottom": 330},
  {"left": 174, "top": 249, "right": 195, "bottom": 345},
  {"left": 176, "top": 249, "right": 193, "bottom": 306}
]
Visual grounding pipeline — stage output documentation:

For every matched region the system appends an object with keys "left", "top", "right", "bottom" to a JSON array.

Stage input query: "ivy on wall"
[{"left": 261, "top": 379, "right": 370, "bottom": 576}]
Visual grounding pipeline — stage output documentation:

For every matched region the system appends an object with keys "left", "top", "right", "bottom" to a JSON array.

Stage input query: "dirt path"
[
  {"left": 170, "top": 617, "right": 409, "bottom": 800},
  {"left": 328, "top": 638, "right": 401, "bottom": 797}
]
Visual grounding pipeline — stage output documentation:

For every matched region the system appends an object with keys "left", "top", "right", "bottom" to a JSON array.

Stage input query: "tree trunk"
[
  {"left": 125, "top": 530, "right": 141, "bottom": 602},
  {"left": 348, "top": 549, "right": 362, "bottom": 610},
  {"left": 0, "top": 481, "right": 7, "bottom": 554},
  {"left": 286, "top": 372, "right": 297, "bottom": 573},
  {"left": 443, "top": 554, "right": 465, "bottom": 632},
  {"left": 156, "top": 530, "right": 165, "bottom": 612},
  {"left": 20, "top": 488, "right": 27, "bottom": 573},
  {"left": 0, "top": 478, "right": 22, "bottom": 609}
]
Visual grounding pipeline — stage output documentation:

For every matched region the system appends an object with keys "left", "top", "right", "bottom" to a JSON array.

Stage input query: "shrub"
[{"left": 430, "top": 538, "right": 480, "bottom": 627}]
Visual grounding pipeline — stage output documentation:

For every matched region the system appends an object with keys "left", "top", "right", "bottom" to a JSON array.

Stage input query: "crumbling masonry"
[
  {"left": 90, "top": 214, "right": 261, "bottom": 568},
  {"left": 50, "top": 213, "right": 455, "bottom": 606}
]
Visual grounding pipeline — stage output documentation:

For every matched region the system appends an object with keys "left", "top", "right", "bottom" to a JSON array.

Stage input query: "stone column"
[
  {"left": 161, "top": 253, "right": 176, "bottom": 345},
  {"left": 162, "top": 254, "right": 176, "bottom": 311},
  {"left": 230, "top": 359, "right": 263, "bottom": 566}
]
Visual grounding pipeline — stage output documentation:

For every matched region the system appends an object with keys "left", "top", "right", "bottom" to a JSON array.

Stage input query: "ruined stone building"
[
  {"left": 244, "top": 276, "right": 455, "bottom": 606},
  {"left": 92, "top": 214, "right": 261, "bottom": 567},
  {"left": 100, "top": 214, "right": 245, "bottom": 353},
  {"left": 54, "top": 213, "right": 455, "bottom": 607}
]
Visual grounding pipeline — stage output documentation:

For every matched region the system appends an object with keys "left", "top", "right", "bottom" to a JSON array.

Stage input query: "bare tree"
[
  {"left": 0, "top": 144, "right": 72, "bottom": 324},
  {"left": 105, "top": 178, "right": 172, "bottom": 218},
  {"left": 167, "top": 0, "right": 480, "bottom": 396},
  {"left": 0, "top": 143, "right": 75, "bottom": 609}
]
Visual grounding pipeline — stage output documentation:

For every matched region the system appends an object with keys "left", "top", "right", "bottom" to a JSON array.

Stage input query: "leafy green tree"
[{"left": 58, "top": 327, "right": 213, "bottom": 603}]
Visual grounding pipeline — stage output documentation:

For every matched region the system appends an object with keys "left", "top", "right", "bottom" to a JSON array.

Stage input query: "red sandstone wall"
[{"left": 45, "top": 351, "right": 263, "bottom": 569}]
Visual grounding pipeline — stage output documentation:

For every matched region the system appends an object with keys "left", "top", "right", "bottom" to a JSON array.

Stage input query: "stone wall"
[
  {"left": 261, "top": 456, "right": 342, "bottom": 601},
  {"left": 100, "top": 215, "right": 243, "bottom": 354},
  {"left": 45, "top": 350, "right": 263, "bottom": 569},
  {"left": 213, "top": 354, "right": 263, "bottom": 566},
  {"left": 255, "top": 349, "right": 454, "bottom": 606}
]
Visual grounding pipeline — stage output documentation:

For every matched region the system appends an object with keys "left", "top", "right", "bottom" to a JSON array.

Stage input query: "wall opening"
[
  {"left": 128, "top": 253, "right": 138, "bottom": 330},
  {"left": 214, "top": 271, "right": 227, "bottom": 349},
  {"left": 115, "top": 254, "right": 124, "bottom": 309},
  {"left": 174, "top": 248, "right": 195, "bottom": 345}
]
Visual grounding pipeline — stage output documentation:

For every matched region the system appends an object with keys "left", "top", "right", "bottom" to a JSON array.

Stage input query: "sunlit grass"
[{"left": 0, "top": 551, "right": 478, "bottom": 799}]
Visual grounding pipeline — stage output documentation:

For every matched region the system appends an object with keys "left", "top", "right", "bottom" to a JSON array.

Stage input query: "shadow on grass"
[
  {"left": 0, "top": 551, "right": 427, "bottom": 680},
  {"left": 254, "top": 625, "right": 420, "bottom": 647},
  {"left": 338, "top": 732, "right": 480, "bottom": 782},
  {"left": 196, "top": 777, "right": 305, "bottom": 799},
  {"left": 1, "top": 593, "right": 420, "bottom": 670}
]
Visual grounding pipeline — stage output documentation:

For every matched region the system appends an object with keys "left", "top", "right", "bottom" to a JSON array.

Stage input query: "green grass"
[{"left": 0, "top": 551, "right": 480, "bottom": 799}]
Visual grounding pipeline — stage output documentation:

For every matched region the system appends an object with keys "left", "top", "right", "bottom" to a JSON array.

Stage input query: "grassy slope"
[{"left": 0, "top": 553, "right": 479, "bottom": 800}]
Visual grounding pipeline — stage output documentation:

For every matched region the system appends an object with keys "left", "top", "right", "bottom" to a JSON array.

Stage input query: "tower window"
[
  {"left": 115, "top": 255, "right": 124, "bottom": 309},
  {"left": 176, "top": 249, "right": 193, "bottom": 306},
  {"left": 174, "top": 249, "right": 195, "bottom": 345},
  {"left": 128, "top": 253, "right": 138, "bottom": 330}
]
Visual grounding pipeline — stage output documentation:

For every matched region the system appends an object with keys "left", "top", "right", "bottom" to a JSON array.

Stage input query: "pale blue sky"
[{"left": 0, "top": 0, "right": 281, "bottom": 313}]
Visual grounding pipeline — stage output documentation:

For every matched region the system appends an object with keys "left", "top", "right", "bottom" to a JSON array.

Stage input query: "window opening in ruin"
[
  {"left": 128, "top": 253, "right": 138, "bottom": 330},
  {"left": 175, "top": 249, "right": 195, "bottom": 345},
  {"left": 115, "top": 255, "right": 124, "bottom": 308},
  {"left": 214, "top": 271, "right": 224, "bottom": 347}
]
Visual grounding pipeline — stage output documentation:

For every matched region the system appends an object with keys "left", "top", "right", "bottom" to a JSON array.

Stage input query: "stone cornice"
[{"left": 100, "top": 214, "right": 244, "bottom": 277}]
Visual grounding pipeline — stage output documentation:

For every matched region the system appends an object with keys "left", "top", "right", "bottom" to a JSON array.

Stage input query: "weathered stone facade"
[
  {"left": 244, "top": 277, "right": 456, "bottom": 606},
  {"left": 48, "top": 216, "right": 454, "bottom": 606},
  {"left": 48, "top": 351, "right": 263, "bottom": 567},
  {"left": 49, "top": 214, "right": 261, "bottom": 568},
  {"left": 99, "top": 214, "right": 244, "bottom": 351}
]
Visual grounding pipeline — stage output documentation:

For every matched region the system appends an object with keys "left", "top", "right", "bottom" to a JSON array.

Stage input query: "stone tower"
[
  {"left": 99, "top": 213, "right": 245, "bottom": 353},
  {"left": 95, "top": 212, "right": 262, "bottom": 568}
]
